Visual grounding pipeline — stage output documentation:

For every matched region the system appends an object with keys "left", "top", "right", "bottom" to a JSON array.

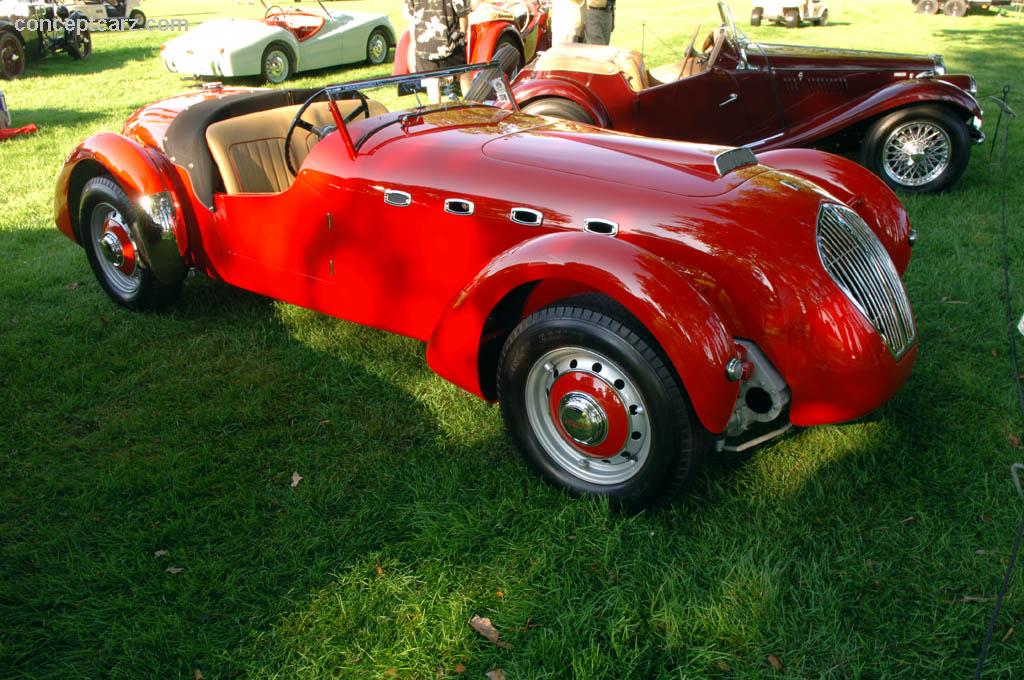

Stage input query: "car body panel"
[
  {"left": 54, "top": 85, "right": 917, "bottom": 436},
  {"left": 161, "top": 10, "right": 394, "bottom": 78}
]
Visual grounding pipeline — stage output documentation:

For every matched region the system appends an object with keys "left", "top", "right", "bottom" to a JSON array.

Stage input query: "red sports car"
[
  {"left": 512, "top": 1, "right": 983, "bottom": 194},
  {"left": 54, "top": 62, "right": 917, "bottom": 507},
  {"left": 393, "top": 0, "right": 550, "bottom": 76}
]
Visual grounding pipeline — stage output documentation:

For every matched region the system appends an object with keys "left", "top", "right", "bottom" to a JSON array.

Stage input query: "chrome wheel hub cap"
[
  {"left": 369, "top": 36, "right": 386, "bottom": 62},
  {"left": 558, "top": 393, "right": 608, "bottom": 446},
  {"left": 90, "top": 204, "right": 142, "bottom": 296},
  {"left": 99, "top": 231, "right": 125, "bottom": 269},
  {"left": 525, "top": 347, "right": 651, "bottom": 485},
  {"left": 882, "top": 121, "right": 951, "bottom": 187},
  {"left": 265, "top": 52, "right": 287, "bottom": 82}
]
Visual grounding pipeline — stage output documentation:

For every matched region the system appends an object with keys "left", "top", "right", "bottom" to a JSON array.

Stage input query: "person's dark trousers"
[{"left": 584, "top": 1, "right": 615, "bottom": 45}]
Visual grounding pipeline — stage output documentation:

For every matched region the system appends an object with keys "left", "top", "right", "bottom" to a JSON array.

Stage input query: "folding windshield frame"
[{"left": 315, "top": 59, "right": 514, "bottom": 159}]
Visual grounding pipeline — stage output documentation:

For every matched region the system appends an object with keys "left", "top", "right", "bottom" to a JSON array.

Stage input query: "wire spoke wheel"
[
  {"left": 882, "top": 121, "right": 951, "bottom": 187},
  {"left": 90, "top": 202, "right": 142, "bottom": 298},
  {"left": 264, "top": 48, "right": 290, "bottom": 83},
  {"left": 367, "top": 31, "right": 387, "bottom": 64},
  {"left": 524, "top": 346, "right": 651, "bottom": 486}
]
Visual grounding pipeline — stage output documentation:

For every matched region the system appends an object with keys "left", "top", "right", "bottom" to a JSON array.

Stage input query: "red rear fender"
[
  {"left": 427, "top": 232, "right": 740, "bottom": 434},
  {"left": 54, "top": 133, "right": 189, "bottom": 283}
]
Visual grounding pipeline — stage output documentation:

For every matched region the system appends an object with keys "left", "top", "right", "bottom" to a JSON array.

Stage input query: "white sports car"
[{"left": 160, "top": 1, "right": 395, "bottom": 84}]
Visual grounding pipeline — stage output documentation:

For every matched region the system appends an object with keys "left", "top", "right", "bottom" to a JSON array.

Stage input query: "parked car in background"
[
  {"left": 161, "top": 0, "right": 395, "bottom": 84},
  {"left": 513, "top": 1, "right": 983, "bottom": 193},
  {"left": 751, "top": 0, "right": 829, "bottom": 27},
  {"left": 0, "top": 0, "right": 91, "bottom": 80},
  {"left": 54, "top": 60, "right": 917, "bottom": 507},
  {"left": 64, "top": 0, "right": 145, "bottom": 30},
  {"left": 911, "top": 0, "right": 1009, "bottom": 16},
  {"left": 393, "top": 0, "right": 550, "bottom": 77}
]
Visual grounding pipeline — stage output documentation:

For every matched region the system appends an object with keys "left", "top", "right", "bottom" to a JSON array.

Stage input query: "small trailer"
[{"left": 751, "top": 0, "right": 829, "bottom": 27}]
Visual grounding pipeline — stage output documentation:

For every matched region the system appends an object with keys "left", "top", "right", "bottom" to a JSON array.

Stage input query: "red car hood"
[
  {"left": 753, "top": 43, "right": 938, "bottom": 71},
  {"left": 481, "top": 120, "right": 766, "bottom": 198}
]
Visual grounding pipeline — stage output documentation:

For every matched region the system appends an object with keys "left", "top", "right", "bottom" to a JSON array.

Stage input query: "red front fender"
[
  {"left": 758, "top": 148, "right": 913, "bottom": 273},
  {"left": 427, "top": 232, "right": 740, "bottom": 434},
  {"left": 512, "top": 76, "right": 612, "bottom": 127},
  {"left": 54, "top": 132, "right": 190, "bottom": 283}
]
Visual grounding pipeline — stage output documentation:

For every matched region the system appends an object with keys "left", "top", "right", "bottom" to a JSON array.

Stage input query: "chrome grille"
[{"left": 816, "top": 203, "right": 916, "bottom": 359}]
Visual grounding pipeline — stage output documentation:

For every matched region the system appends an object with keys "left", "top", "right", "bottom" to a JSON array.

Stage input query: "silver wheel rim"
[
  {"left": 882, "top": 120, "right": 951, "bottom": 187},
  {"left": 90, "top": 202, "right": 142, "bottom": 297},
  {"left": 524, "top": 347, "right": 651, "bottom": 486},
  {"left": 368, "top": 34, "right": 387, "bottom": 64},
  {"left": 265, "top": 49, "right": 289, "bottom": 83}
]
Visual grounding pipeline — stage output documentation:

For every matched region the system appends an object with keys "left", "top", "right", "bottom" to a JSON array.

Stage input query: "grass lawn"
[{"left": 2, "top": 0, "right": 1024, "bottom": 677}]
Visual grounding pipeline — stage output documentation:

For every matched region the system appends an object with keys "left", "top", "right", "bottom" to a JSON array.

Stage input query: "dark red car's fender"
[
  {"left": 513, "top": 76, "right": 612, "bottom": 127},
  {"left": 54, "top": 132, "right": 191, "bottom": 282},
  {"left": 772, "top": 78, "right": 982, "bottom": 150},
  {"left": 757, "top": 148, "right": 913, "bottom": 272},
  {"left": 426, "top": 231, "right": 740, "bottom": 435}
]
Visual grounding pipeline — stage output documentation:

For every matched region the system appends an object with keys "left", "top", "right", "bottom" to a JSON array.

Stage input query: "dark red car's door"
[{"left": 636, "top": 68, "right": 746, "bottom": 145}]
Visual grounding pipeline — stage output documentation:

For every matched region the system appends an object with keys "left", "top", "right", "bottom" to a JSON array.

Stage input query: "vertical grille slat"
[{"left": 816, "top": 204, "right": 916, "bottom": 359}]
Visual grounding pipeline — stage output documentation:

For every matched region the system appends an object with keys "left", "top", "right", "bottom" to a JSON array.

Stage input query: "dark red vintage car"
[
  {"left": 512, "top": 1, "right": 983, "bottom": 193},
  {"left": 393, "top": 0, "right": 550, "bottom": 76},
  {"left": 54, "top": 62, "right": 917, "bottom": 507}
]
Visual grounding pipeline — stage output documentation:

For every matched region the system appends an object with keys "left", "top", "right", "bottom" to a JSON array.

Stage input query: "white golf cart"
[{"left": 751, "top": 0, "right": 829, "bottom": 27}]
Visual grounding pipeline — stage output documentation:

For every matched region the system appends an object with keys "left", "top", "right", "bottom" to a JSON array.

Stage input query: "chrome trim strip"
[{"left": 743, "top": 132, "right": 784, "bottom": 149}]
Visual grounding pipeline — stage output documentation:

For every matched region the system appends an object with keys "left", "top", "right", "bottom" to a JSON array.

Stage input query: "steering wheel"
[
  {"left": 284, "top": 91, "right": 371, "bottom": 176},
  {"left": 264, "top": 4, "right": 285, "bottom": 18}
]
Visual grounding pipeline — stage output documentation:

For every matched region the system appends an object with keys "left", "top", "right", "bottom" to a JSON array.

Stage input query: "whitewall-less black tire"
[
  {"left": 497, "top": 298, "right": 710, "bottom": 509},
  {"left": 79, "top": 177, "right": 182, "bottom": 312}
]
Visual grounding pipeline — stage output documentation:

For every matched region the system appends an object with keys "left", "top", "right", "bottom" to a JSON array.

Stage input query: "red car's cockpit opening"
[{"left": 263, "top": 9, "right": 327, "bottom": 43}]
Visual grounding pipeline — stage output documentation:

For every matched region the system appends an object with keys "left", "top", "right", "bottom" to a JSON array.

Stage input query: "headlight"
[{"left": 968, "top": 75, "right": 977, "bottom": 95}]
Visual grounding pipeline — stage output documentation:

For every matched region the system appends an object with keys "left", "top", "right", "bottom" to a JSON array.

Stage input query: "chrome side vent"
[
  {"left": 510, "top": 207, "right": 543, "bottom": 227},
  {"left": 816, "top": 203, "right": 916, "bottom": 359},
  {"left": 584, "top": 218, "right": 618, "bottom": 236},
  {"left": 384, "top": 189, "right": 411, "bottom": 207},
  {"left": 444, "top": 198, "right": 474, "bottom": 216}
]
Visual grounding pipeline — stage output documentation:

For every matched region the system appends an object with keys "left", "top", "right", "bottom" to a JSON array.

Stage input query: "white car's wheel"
[
  {"left": 129, "top": 10, "right": 145, "bottom": 30},
  {"left": 261, "top": 43, "right": 293, "bottom": 84},
  {"left": 366, "top": 28, "right": 390, "bottom": 65}
]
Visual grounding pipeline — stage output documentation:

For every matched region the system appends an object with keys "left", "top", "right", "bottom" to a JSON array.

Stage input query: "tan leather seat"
[
  {"left": 205, "top": 99, "right": 387, "bottom": 195},
  {"left": 532, "top": 43, "right": 648, "bottom": 92},
  {"left": 647, "top": 28, "right": 727, "bottom": 86}
]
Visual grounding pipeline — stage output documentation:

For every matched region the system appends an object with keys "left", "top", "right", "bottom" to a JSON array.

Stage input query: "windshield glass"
[
  {"left": 328, "top": 58, "right": 517, "bottom": 125},
  {"left": 717, "top": 1, "right": 751, "bottom": 52}
]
